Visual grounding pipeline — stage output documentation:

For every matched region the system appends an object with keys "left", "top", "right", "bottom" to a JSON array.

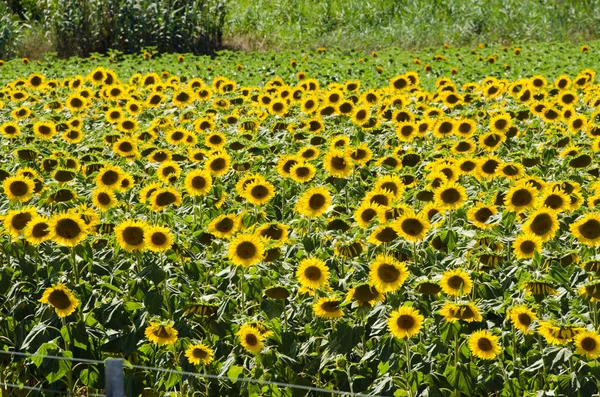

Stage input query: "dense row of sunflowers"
[{"left": 1, "top": 44, "right": 600, "bottom": 396}]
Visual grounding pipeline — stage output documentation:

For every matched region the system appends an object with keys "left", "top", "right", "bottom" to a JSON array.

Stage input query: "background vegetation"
[{"left": 2, "top": 0, "right": 600, "bottom": 59}]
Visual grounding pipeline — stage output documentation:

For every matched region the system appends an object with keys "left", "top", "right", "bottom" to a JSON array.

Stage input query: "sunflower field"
[{"left": 2, "top": 42, "right": 600, "bottom": 397}]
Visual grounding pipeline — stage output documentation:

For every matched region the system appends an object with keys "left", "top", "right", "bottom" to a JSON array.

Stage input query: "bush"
[{"left": 50, "top": 0, "right": 227, "bottom": 58}]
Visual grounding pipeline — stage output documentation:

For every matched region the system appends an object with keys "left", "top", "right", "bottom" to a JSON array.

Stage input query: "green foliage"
[
  {"left": 50, "top": 0, "right": 227, "bottom": 57},
  {"left": 226, "top": 0, "right": 600, "bottom": 51},
  {"left": 0, "top": 2, "right": 23, "bottom": 59}
]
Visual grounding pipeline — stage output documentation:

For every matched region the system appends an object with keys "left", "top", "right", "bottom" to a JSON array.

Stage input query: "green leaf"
[{"left": 228, "top": 365, "right": 244, "bottom": 381}]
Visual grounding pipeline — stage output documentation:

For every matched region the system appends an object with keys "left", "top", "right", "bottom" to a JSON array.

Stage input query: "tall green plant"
[
  {"left": 50, "top": 0, "right": 226, "bottom": 58},
  {"left": 0, "top": 2, "right": 23, "bottom": 59}
]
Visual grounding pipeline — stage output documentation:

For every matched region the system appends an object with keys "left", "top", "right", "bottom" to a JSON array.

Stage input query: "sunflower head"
[
  {"left": 387, "top": 305, "right": 424, "bottom": 339},
  {"left": 145, "top": 321, "right": 178, "bottom": 346},
  {"left": 468, "top": 330, "right": 501, "bottom": 360},
  {"left": 39, "top": 284, "right": 79, "bottom": 317}
]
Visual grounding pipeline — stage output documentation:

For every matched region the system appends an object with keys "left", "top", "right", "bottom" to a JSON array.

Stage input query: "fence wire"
[{"left": 0, "top": 350, "right": 387, "bottom": 397}]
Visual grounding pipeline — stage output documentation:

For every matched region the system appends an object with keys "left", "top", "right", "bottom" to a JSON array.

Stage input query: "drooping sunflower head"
[
  {"left": 346, "top": 283, "right": 384, "bottom": 306},
  {"left": 439, "top": 301, "right": 482, "bottom": 323}
]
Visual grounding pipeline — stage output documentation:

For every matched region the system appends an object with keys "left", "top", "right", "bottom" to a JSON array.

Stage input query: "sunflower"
[
  {"left": 149, "top": 187, "right": 182, "bottom": 211},
  {"left": 468, "top": 330, "right": 501, "bottom": 360},
  {"left": 512, "top": 233, "right": 543, "bottom": 259},
  {"left": 237, "top": 324, "right": 264, "bottom": 354},
  {"left": 524, "top": 280, "right": 557, "bottom": 299},
  {"left": 208, "top": 214, "right": 240, "bottom": 239},
  {"left": 440, "top": 268, "right": 472, "bottom": 296},
  {"left": 367, "top": 224, "right": 399, "bottom": 245},
  {"left": 467, "top": 203, "right": 498, "bottom": 229},
  {"left": 243, "top": 180, "right": 275, "bottom": 206},
  {"left": 185, "top": 343, "right": 215, "bottom": 365},
  {"left": 206, "top": 151, "right": 231, "bottom": 177},
  {"left": 538, "top": 190, "right": 570, "bottom": 213},
  {"left": 296, "top": 186, "right": 332, "bottom": 218},
  {"left": 39, "top": 284, "right": 79, "bottom": 318},
  {"left": 374, "top": 175, "right": 405, "bottom": 199},
  {"left": 387, "top": 306, "right": 424, "bottom": 339},
  {"left": 156, "top": 161, "right": 181, "bottom": 183},
  {"left": 434, "top": 182, "right": 467, "bottom": 211},
  {"left": 574, "top": 330, "right": 600, "bottom": 359},
  {"left": 296, "top": 257, "right": 329, "bottom": 290},
  {"left": 393, "top": 213, "right": 431, "bottom": 242},
  {"left": 289, "top": 162, "right": 316, "bottom": 183},
  {"left": 0, "top": 121, "right": 20, "bottom": 138},
  {"left": 369, "top": 254, "right": 409, "bottom": 293},
  {"left": 323, "top": 150, "right": 353, "bottom": 178},
  {"left": 570, "top": 212, "right": 600, "bottom": 246},
  {"left": 521, "top": 209, "right": 559, "bottom": 242},
  {"left": 23, "top": 216, "right": 51, "bottom": 245},
  {"left": 95, "top": 165, "right": 124, "bottom": 190},
  {"left": 349, "top": 143, "right": 372, "bottom": 164},
  {"left": 115, "top": 220, "right": 148, "bottom": 252},
  {"left": 507, "top": 305, "right": 537, "bottom": 334},
  {"left": 345, "top": 283, "right": 384, "bottom": 306},
  {"left": 2, "top": 175, "right": 35, "bottom": 202},
  {"left": 504, "top": 183, "right": 537, "bottom": 213},
  {"left": 354, "top": 201, "right": 383, "bottom": 229},
  {"left": 439, "top": 301, "right": 482, "bottom": 323},
  {"left": 3, "top": 207, "right": 37, "bottom": 238},
  {"left": 313, "top": 297, "right": 344, "bottom": 319},
  {"left": 538, "top": 321, "right": 583, "bottom": 346},
  {"left": 46, "top": 213, "right": 87, "bottom": 247},
  {"left": 145, "top": 321, "right": 178, "bottom": 346},
  {"left": 33, "top": 121, "right": 57, "bottom": 140},
  {"left": 145, "top": 225, "right": 174, "bottom": 252},
  {"left": 184, "top": 169, "right": 213, "bottom": 197},
  {"left": 91, "top": 188, "right": 117, "bottom": 211},
  {"left": 489, "top": 113, "right": 512, "bottom": 134},
  {"left": 228, "top": 234, "right": 265, "bottom": 267},
  {"left": 256, "top": 223, "right": 289, "bottom": 246}
]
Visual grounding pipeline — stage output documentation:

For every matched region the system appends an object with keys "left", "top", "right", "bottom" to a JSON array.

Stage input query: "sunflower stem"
[
  {"left": 405, "top": 337, "right": 412, "bottom": 373},
  {"left": 412, "top": 242, "right": 417, "bottom": 266},
  {"left": 593, "top": 301, "right": 598, "bottom": 330},
  {"left": 499, "top": 355, "right": 516, "bottom": 397},
  {"left": 71, "top": 247, "right": 80, "bottom": 285},
  {"left": 282, "top": 300, "right": 288, "bottom": 331},
  {"left": 203, "top": 364, "right": 210, "bottom": 396},
  {"left": 454, "top": 331, "right": 460, "bottom": 397},
  {"left": 62, "top": 318, "right": 75, "bottom": 393},
  {"left": 537, "top": 334, "right": 546, "bottom": 389}
]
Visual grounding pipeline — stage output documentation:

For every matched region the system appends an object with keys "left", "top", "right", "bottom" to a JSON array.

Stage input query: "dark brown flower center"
[
  {"left": 377, "top": 264, "right": 400, "bottom": 283},
  {"left": 236, "top": 241, "right": 257, "bottom": 259},
  {"left": 477, "top": 337, "right": 493, "bottom": 351},
  {"left": 123, "top": 226, "right": 144, "bottom": 246},
  {"left": 56, "top": 218, "right": 81, "bottom": 239},
  {"left": 397, "top": 314, "right": 415, "bottom": 330},
  {"left": 49, "top": 289, "right": 72, "bottom": 310},
  {"left": 304, "top": 266, "right": 322, "bottom": 281}
]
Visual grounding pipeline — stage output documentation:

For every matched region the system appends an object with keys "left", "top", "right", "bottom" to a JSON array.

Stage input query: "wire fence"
[{"left": 0, "top": 350, "right": 385, "bottom": 397}]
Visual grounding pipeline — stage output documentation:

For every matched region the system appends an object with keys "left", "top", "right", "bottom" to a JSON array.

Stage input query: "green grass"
[{"left": 225, "top": 0, "right": 600, "bottom": 51}]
